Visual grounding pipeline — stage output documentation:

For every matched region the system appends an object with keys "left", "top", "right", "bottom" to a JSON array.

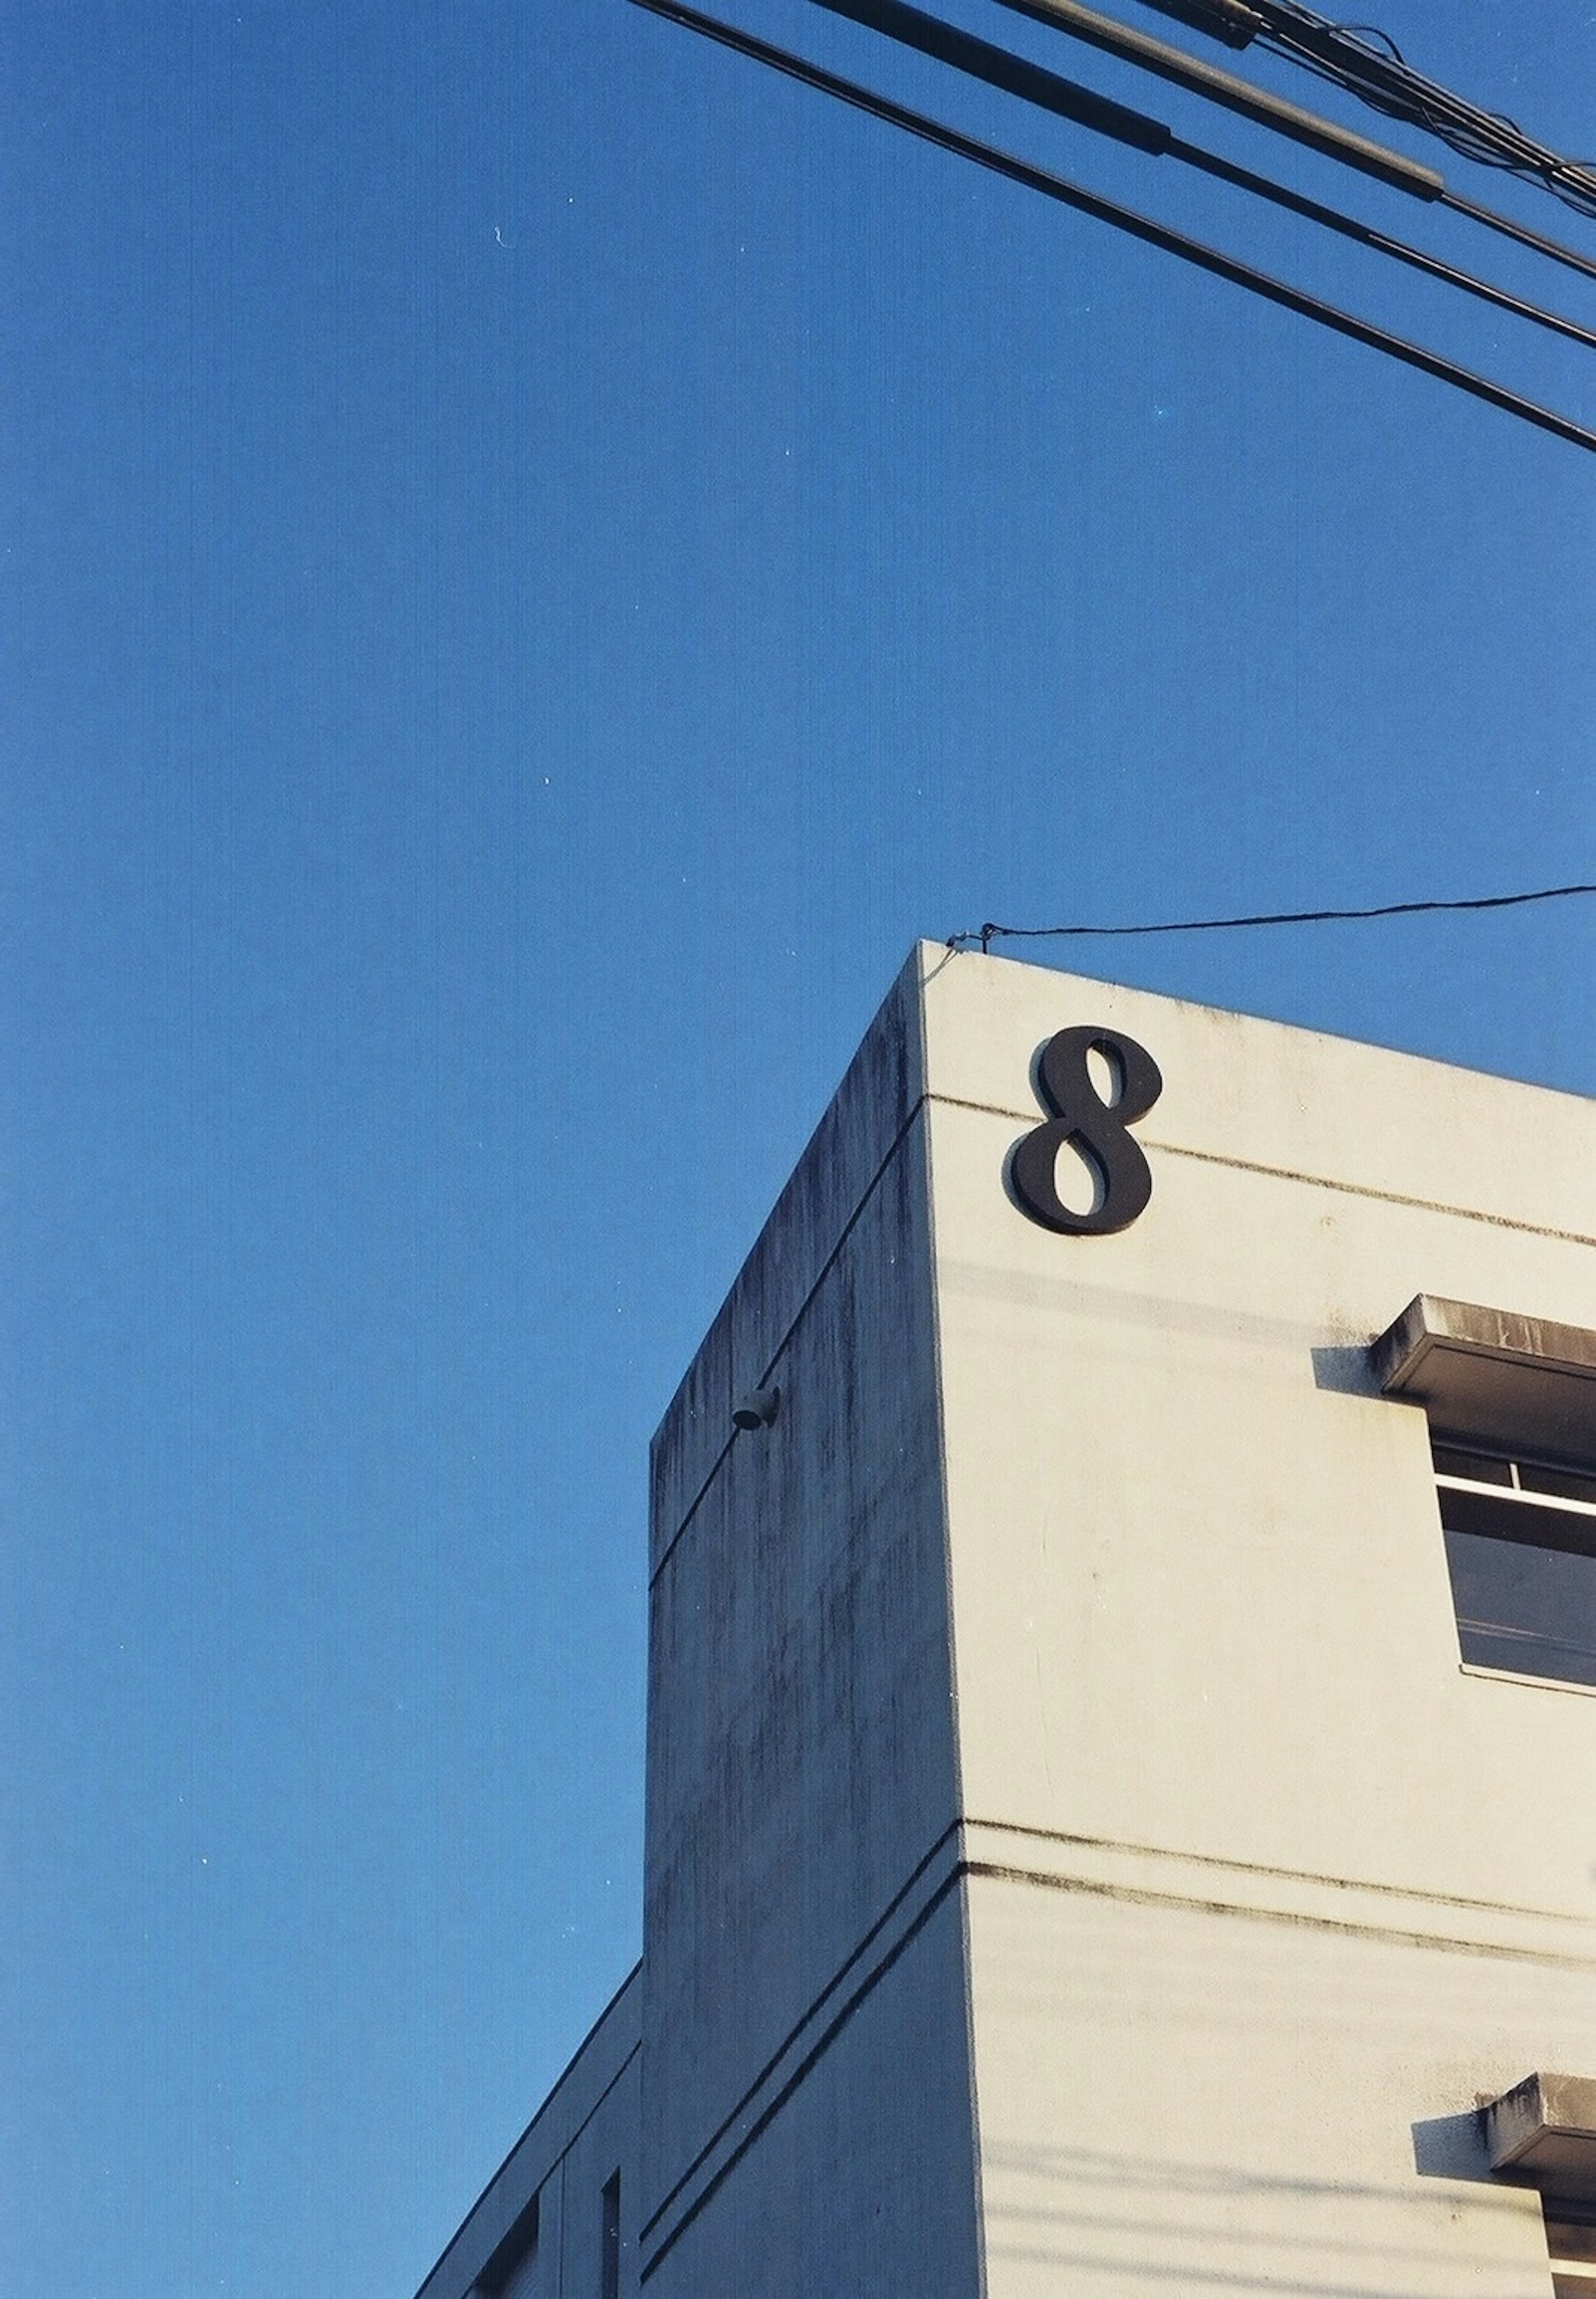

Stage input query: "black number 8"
[{"left": 1010, "top": 1026, "right": 1163, "bottom": 1235}]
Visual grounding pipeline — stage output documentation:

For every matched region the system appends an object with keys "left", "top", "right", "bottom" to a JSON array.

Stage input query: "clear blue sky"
[{"left": 4, "top": 2, "right": 1592, "bottom": 2292}]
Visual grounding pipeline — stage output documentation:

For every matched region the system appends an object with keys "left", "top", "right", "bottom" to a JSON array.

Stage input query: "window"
[
  {"left": 601, "top": 2171, "right": 621, "bottom": 2299},
  {"left": 1433, "top": 1439, "right": 1596, "bottom": 1689},
  {"left": 1546, "top": 2198, "right": 1596, "bottom": 2299},
  {"left": 473, "top": 2189, "right": 539, "bottom": 2298}
]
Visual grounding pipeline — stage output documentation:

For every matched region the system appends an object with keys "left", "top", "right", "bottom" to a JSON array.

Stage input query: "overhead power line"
[
  {"left": 805, "top": 0, "right": 1596, "bottom": 353},
  {"left": 1130, "top": 0, "right": 1596, "bottom": 222},
  {"left": 946, "top": 885, "right": 1596, "bottom": 952},
  {"left": 630, "top": 0, "right": 1596, "bottom": 452},
  {"left": 990, "top": 0, "right": 1442, "bottom": 195},
  {"left": 990, "top": 0, "right": 1596, "bottom": 284}
]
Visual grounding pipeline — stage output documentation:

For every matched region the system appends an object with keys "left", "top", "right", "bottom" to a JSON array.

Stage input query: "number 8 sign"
[{"left": 1010, "top": 1026, "right": 1163, "bottom": 1236}]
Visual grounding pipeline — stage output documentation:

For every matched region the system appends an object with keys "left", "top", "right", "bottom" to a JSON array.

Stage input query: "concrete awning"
[
  {"left": 1484, "top": 2073, "right": 1596, "bottom": 2198},
  {"left": 1371, "top": 1296, "right": 1596, "bottom": 1459}
]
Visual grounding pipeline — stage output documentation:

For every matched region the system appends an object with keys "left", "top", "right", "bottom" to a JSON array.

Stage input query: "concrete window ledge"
[
  {"left": 1484, "top": 2072, "right": 1596, "bottom": 2199},
  {"left": 1371, "top": 1295, "right": 1596, "bottom": 1459}
]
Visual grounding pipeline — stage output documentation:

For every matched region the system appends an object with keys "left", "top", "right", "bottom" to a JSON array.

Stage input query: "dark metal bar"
[
  {"left": 626, "top": 0, "right": 1596, "bottom": 451},
  {"left": 809, "top": 0, "right": 1168, "bottom": 152}
]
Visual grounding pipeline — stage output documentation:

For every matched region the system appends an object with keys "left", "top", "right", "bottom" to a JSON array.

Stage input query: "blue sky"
[{"left": 4, "top": 3, "right": 1593, "bottom": 2293}]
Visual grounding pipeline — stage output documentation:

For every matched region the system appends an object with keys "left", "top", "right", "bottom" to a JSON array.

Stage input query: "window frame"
[
  {"left": 1431, "top": 1435, "right": 1596, "bottom": 1694},
  {"left": 1544, "top": 2195, "right": 1596, "bottom": 2299}
]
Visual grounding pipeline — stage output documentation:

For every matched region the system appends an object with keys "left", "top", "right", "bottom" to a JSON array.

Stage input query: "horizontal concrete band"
[
  {"left": 639, "top": 1820, "right": 1596, "bottom": 2279},
  {"left": 653, "top": 1089, "right": 1596, "bottom": 1575},
  {"left": 638, "top": 1821, "right": 966, "bottom": 2279},
  {"left": 962, "top": 1821, "right": 1596, "bottom": 1968},
  {"left": 921, "top": 948, "right": 1596, "bottom": 1244},
  {"left": 934, "top": 1092, "right": 1596, "bottom": 1251}
]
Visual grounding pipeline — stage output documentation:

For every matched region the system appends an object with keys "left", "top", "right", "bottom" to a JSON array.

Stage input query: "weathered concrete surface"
[
  {"left": 924, "top": 949, "right": 1596, "bottom": 1908},
  {"left": 1374, "top": 1290, "right": 1596, "bottom": 1457},
  {"left": 641, "top": 1015, "right": 973, "bottom": 2276},
  {"left": 1485, "top": 2068, "right": 1596, "bottom": 2191},
  {"left": 642, "top": 1889, "right": 981, "bottom": 2298},
  {"left": 648, "top": 951, "right": 926, "bottom": 1575},
  {"left": 920, "top": 944, "right": 1596, "bottom": 1240}
]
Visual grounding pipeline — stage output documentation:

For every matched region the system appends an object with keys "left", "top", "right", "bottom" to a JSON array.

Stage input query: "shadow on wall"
[
  {"left": 1411, "top": 2107, "right": 1497, "bottom": 2180},
  {"left": 980, "top": 2137, "right": 1531, "bottom": 2293},
  {"left": 1310, "top": 1343, "right": 1385, "bottom": 1399}
]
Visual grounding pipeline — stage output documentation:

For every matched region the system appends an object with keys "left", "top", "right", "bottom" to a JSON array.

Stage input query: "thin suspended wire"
[
  {"left": 946, "top": 885, "right": 1596, "bottom": 952},
  {"left": 1435, "top": 185, "right": 1596, "bottom": 286},
  {"left": 1240, "top": 0, "right": 1596, "bottom": 221},
  {"left": 1169, "top": 138, "right": 1596, "bottom": 349}
]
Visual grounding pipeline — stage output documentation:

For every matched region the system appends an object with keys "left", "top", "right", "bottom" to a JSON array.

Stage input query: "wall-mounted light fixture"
[{"left": 732, "top": 1387, "right": 780, "bottom": 1432}]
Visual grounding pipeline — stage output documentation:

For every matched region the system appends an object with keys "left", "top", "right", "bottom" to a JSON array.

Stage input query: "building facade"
[{"left": 413, "top": 945, "right": 1596, "bottom": 2299}]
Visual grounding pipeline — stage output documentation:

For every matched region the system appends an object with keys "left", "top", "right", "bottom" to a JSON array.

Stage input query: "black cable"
[
  {"left": 1237, "top": 1, "right": 1596, "bottom": 222},
  {"left": 946, "top": 885, "right": 1596, "bottom": 951},
  {"left": 1167, "top": 138, "right": 1596, "bottom": 352},
  {"left": 993, "top": 0, "right": 1596, "bottom": 285},
  {"left": 628, "top": 0, "right": 1596, "bottom": 451},
  {"left": 813, "top": 0, "right": 1170, "bottom": 148},
  {"left": 804, "top": 0, "right": 1596, "bottom": 352},
  {"left": 1133, "top": 0, "right": 1262, "bottom": 44},
  {"left": 1265, "top": 34, "right": 1596, "bottom": 221},
  {"left": 1435, "top": 186, "right": 1596, "bottom": 288},
  {"left": 1131, "top": 0, "right": 1596, "bottom": 218}
]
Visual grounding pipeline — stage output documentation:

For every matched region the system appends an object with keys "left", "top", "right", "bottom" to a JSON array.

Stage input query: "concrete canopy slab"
[
  {"left": 1485, "top": 2072, "right": 1596, "bottom": 2198},
  {"left": 1372, "top": 1294, "right": 1596, "bottom": 1459}
]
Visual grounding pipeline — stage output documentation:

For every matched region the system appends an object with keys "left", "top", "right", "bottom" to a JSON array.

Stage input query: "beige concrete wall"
[
  {"left": 919, "top": 945, "right": 1596, "bottom": 2295},
  {"left": 965, "top": 1871, "right": 1589, "bottom": 2299},
  {"left": 922, "top": 944, "right": 1596, "bottom": 1902}
]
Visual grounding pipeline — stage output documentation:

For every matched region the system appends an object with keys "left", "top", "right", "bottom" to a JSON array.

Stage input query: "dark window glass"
[
  {"left": 1444, "top": 1527, "right": 1596, "bottom": 1688},
  {"left": 475, "top": 2191, "right": 539, "bottom": 2297},
  {"left": 1432, "top": 1444, "right": 1513, "bottom": 1485},
  {"left": 1546, "top": 2197, "right": 1596, "bottom": 2299},
  {"left": 1520, "top": 1460, "right": 1596, "bottom": 1508},
  {"left": 601, "top": 2171, "right": 621, "bottom": 2299},
  {"left": 1433, "top": 1441, "right": 1596, "bottom": 1690},
  {"left": 1438, "top": 1482, "right": 1596, "bottom": 1561}
]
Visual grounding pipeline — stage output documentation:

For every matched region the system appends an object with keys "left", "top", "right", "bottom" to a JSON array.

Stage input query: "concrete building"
[{"left": 412, "top": 945, "right": 1596, "bottom": 2299}]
